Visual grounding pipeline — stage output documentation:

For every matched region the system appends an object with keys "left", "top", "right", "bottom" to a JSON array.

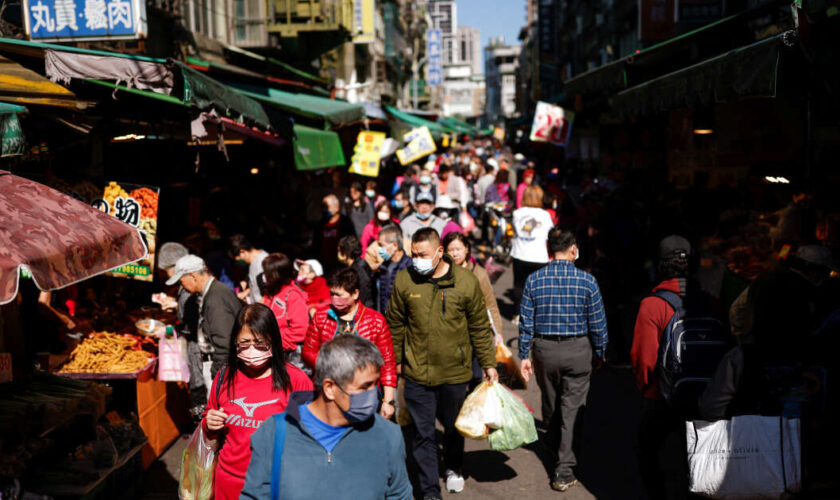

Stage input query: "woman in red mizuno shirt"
[
  {"left": 301, "top": 267, "right": 397, "bottom": 419},
  {"left": 204, "top": 303, "right": 313, "bottom": 500}
]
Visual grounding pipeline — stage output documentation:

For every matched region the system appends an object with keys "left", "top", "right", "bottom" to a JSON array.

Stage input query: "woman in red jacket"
[
  {"left": 301, "top": 267, "right": 397, "bottom": 418},
  {"left": 261, "top": 253, "right": 309, "bottom": 353},
  {"left": 203, "top": 303, "right": 313, "bottom": 500}
]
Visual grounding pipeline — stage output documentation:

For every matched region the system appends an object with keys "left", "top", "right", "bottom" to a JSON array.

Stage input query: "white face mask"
[{"left": 377, "top": 211, "right": 390, "bottom": 222}]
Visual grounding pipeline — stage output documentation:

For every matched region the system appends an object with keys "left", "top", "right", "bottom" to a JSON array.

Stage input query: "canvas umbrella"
[{"left": 0, "top": 170, "right": 148, "bottom": 304}]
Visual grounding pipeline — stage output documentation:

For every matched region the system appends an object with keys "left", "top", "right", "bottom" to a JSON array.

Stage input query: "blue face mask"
[
  {"left": 378, "top": 245, "right": 392, "bottom": 261},
  {"left": 339, "top": 386, "right": 379, "bottom": 423},
  {"left": 412, "top": 249, "right": 439, "bottom": 275},
  {"left": 416, "top": 211, "right": 431, "bottom": 220},
  {"left": 420, "top": 175, "right": 432, "bottom": 185},
  {"left": 392, "top": 200, "right": 404, "bottom": 210}
]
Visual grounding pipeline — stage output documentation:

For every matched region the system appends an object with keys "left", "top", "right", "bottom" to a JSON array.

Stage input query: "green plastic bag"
[{"left": 487, "top": 384, "right": 538, "bottom": 451}]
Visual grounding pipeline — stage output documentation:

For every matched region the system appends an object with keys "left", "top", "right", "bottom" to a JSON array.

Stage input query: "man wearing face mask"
[
  {"left": 400, "top": 192, "right": 446, "bottom": 254},
  {"left": 241, "top": 335, "right": 412, "bottom": 500},
  {"left": 386, "top": 228, "right": 498, "bottom": 499},
  {"left": 518, "top": 228, "right": 608, "bottom": 493},
  {"left": 375, "top": 225, "right": 413, "bottom": 313},
  {"left": 302, "top": 268, "right": 397, "bottom": 419},
  {"left": 409, "top": 167, "right": 437, "bottom": 205}
]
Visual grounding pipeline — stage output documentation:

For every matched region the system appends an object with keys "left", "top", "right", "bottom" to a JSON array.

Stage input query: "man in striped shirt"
[{"left": 518, "top": 228, "right": 608, "bottom": 492}]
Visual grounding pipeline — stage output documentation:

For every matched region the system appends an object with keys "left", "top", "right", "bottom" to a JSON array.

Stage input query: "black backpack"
[{"left": 652, "top": 290, "right": 728, "bottom": 408}]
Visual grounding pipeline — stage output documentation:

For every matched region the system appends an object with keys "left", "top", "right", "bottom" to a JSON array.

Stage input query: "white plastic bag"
[
  {"left": 455, "top": 381, "right": 503, "bottom": 439},
  {"left": 686, "top": 415, "right": 801, "bottom": 499},
  {"left": 159, "top": 331, "right": 190, "bottom": 383}
]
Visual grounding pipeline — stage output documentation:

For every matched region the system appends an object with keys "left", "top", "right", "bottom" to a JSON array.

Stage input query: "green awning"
[
  {"left": 385, "top": 106, "right": 449, "bottom": 139},
  {"left": 229, "top": 83, "right": 364, "bottom": 128},
  {"left": 293, "top": 124, "right": 346, "bottom": 170},
  {"left": 611, "top": 33, "right": 785, "bottom": 117},
  {"left": 439, "top": 116, "right": 477, "bottom": 135},
  {"left": 177, "top": 62, "right": 271, "bottom": 129},
  {"left": 222, "top": 43, "right": 328, "bottom": 86},
  {"left": 0, "top": 102, "right": 26, "bottom": 115}
]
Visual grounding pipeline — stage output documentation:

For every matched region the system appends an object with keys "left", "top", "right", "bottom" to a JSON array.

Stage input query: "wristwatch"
[{"left": 382, "top": 399, "right": 395, "bottom": 406}]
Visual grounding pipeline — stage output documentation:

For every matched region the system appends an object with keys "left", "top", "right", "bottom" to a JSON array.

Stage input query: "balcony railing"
[{"left": 268, "top": 0, "right": 354, "bottom": 37}]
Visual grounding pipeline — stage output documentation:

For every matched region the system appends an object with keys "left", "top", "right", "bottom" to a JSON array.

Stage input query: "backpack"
[{"left": 652, "top": 290, "right": 728, "bottom": 409}]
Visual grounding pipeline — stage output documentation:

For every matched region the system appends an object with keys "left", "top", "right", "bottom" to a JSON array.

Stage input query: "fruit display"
[
  {"left": 130, "top": 187, "right": 159, "bottom": 219},
  {"left": 103, "top": 181, "right": 130, "bottom": 215},
  {"left": 58, "top": 332, "right": 155, "bottom": 374}
]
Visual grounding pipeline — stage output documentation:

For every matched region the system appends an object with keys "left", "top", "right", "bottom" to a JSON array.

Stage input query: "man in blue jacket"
[{"left": 241, "top": 335, "right": 412, "bottom": 500}]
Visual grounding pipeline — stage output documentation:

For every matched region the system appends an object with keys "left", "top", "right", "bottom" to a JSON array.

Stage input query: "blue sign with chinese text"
[
  {"left": 426, "top": 28, "right": 442, "bottom": 86},
  {"left": 25, "top": 0, "right": 144, "bottom": 40}
]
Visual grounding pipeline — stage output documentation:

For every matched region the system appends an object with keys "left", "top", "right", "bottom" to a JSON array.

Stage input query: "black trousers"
[
  {"left": 637, "top": 398, "right": 689, "bottom": 500},
  {"left": 512, "top": 258, "right": 546, "bottom": 315},
  {"left": 403, "top": 378, "right": 468, "bottom": 497}
]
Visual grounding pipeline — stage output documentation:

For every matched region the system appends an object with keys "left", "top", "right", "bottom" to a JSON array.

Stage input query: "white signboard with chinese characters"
[
  {"left": 426, "top": 29, "right": 442, "bottom": 86},
  {"left": 529, "top": 101, "right": 575, "bottom": 147},
  {"left": 23, "top": 0, "right": 147, "bottom": 41},
  {"left": 396, "top": 126, "right": 437, "bottom": 165}
]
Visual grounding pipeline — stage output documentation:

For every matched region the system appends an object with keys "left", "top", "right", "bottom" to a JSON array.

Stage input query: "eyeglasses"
[{"left": 236, "top": 341, "right": 271, "bottom": 352}]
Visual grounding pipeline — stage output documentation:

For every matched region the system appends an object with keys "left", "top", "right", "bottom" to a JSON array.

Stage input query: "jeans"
[
  {"left": 532, "top": 336, "right": 592, "bottom": 480},
  {"left": 403, "top": 379, "right": 468, "bottom": 498}
]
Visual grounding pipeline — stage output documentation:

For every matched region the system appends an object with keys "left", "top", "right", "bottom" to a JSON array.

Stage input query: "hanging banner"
[
  {"left": 92, "top": 181, "right": 159, "bottom": 281},
  {"left": 349, "top": 130, "right": 386, "bottom": 177},
  {"left": 351, "top": 0, "right": 375, "bottom": 44},
  {"left": 529, "top": 101, "right": 575, "bottom": 147},
  {"left": 0, "top": 113, "right": 25, "bottom": 157},
  {"left": 426, "top": 29, "right": 442, "bottom": 86},
  {"left": 396, "top": 126, "right": 436, "bottom": 165},
  {"left": 23, "top": 0, "right": 147, "bottom": 41}
]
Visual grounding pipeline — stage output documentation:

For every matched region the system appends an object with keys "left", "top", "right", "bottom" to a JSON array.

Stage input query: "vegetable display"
[{"left": 58, "top": 332, "right": 155, "bottom": 374}]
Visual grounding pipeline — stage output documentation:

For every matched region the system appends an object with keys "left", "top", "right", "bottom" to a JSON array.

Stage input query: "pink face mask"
[
  {"left": 331, "top": 296, "right": 353, "bottom": 312},
  {"left": 295, "top": 275, "right": 307, "bottom": 283},
  {"left": 237, "top": 347, "right": 273, "bottom": 368}
]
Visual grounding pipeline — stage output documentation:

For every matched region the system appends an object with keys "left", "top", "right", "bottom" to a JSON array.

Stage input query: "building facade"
[{"left": 485, "top": 37, "right": 520, "bottom": 122}]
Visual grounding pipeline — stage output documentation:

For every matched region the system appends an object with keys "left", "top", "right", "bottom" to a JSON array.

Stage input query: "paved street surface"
[{"left": 143, "top": 263, "right": 647, "bottom": 500}]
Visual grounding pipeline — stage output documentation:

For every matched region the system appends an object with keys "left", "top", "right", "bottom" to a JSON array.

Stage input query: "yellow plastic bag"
[{"left": 455, "top": 381, "right": 503, "bottom": 439}]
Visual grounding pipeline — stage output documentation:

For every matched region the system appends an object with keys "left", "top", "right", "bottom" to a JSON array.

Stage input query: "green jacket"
[{"left": 386, "top": 254, "right": 496, "bottom": 386}]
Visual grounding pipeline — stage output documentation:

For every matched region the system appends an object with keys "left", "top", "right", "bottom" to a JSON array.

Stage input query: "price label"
[{"left": 0, "top": 353, "right": 12, "bottom": 383}]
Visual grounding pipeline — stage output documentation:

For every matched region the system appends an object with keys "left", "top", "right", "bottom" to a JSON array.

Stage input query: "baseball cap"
[
  {"left": 514, "top": 153, "right": 525, "bottom": 162},
  {"left": 486, "top": 158, "right": 499, "bottom": 170},
  {"left": 435, "top": 194, "right": 457, "bottom": 209},
  {"left": 416, "top": 191, "right": 435, "bottom": 205},
  {"left": 294, "top": 259, "right": 324, "bottom": 277},
  {"left": 158, "top": 242, "right": 188, "bottom": 270},
  {"left": 659, "top": 235, "right": 691, "bottom": 259},
  {"left": 165, "top": 254, "right": 206, "bottom": 286}
]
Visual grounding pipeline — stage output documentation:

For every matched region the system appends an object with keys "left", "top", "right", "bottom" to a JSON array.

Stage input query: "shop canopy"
[
  {"left": 611, "top": 32, "right": 788, "bottom": 117},
  {"left": 0, "top": 170, "right": 148, "bottom": 305},
  {"left": 385, "top": 106, "right": 450, "bottom": 139},
  {"left": 175, "top": 62, "right": 271, "bottom": 129},
  {"left": 439, "top": 116, "right": 477, "bottom": 136},
  {"left": 221, "top": 43, "right": 329, "bottom": 87},
  {"left": 292, "top": 124, "right": 346, "bottom": 170},
  {"left": 0, "top": 56, "right": 90, "bottom": 110},
  {"left": 362, "top": 102, "right": 388, "bottom": 121},
  {"left": 0, "top": 102, "right": 25, "bottom": 157},
  {"left": 230, "top": 83, "right": 365, "bottom": 129}
]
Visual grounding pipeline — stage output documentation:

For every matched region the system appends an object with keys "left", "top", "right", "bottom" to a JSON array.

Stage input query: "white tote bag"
[{"left": 686, "top": 415, "right": 801, "bottom": 499}]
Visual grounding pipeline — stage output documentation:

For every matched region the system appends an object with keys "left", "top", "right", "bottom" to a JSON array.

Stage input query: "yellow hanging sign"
[
  {"left": 396, "top": 126, "right": 437, "bottom": 165},
  {"left": 349, "top": 130, "right": 386, "bottom": 177}
]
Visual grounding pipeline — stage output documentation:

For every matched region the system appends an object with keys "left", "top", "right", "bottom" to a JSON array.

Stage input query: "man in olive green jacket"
[{"left": 386, "top": 227, "right": 497, "bottom": 500}]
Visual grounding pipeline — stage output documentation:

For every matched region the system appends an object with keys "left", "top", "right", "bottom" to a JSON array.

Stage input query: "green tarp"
[
  {"left": 177, "top": 62, "right": 271, "bottom": 129},
  {"left": 0, "top": 102, "right": 26, "bottom": 157},
  {"left": 439, "top": 116, "right": 477, "bottom": 135},
  {"left": 385, "top": 106, "right": 450, "bottom": 139},
  {"left": 229, "top": 83, "right": 365, "bottom": 128},
  {"left": 293, "top": 124, "right": 346, "bottom": 170},
  {"left": 611, "top": 33, "right": 784, "bottom": 117}
]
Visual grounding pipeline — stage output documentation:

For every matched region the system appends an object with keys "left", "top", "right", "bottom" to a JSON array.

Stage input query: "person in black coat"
[{"left": 337, "top": 236, "right": 375, "bottom": 309}]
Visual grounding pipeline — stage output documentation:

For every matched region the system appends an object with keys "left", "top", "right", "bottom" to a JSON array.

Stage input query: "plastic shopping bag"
[
  {"left": 487, "top": 384, "right": 538, "bottom": 451},
  {"left": 495, "top": 342, "right": 527, "bottom": 388},
  {"left": 179, "top": 426, "right": 218, "bottom": 500},
  {"left": 455, "top": 381, "right": 503, "bottom": 439},
  {"left": 159, "top": 331, "right": 190, "bottom": 383},
  {"left": 687, "top": 415, "right": 801, "bottom": 499}
]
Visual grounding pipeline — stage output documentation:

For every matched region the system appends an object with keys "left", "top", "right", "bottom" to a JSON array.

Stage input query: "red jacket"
[
  {"left": 300, "top": 276, "right": 331, "bottom": 313},
  {"left": 630, "top": 278, "right": 681, "bottom": 400},
  {"left": 263, "top": 283, "right": 309, "bottom": 351},
  {"left": 302, "top": 303, "right": 397, "bottom": 388}
]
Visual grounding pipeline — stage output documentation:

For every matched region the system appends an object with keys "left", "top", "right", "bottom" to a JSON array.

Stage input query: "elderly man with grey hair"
[
  {"left": 376, "top": 224, "right": 413, "bottom": 313},
  {"left": 241, "top": 335, "right": 412, "bottom": 500}
]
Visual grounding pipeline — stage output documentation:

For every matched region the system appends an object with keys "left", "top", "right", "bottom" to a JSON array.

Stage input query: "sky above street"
[{"left": 456, "top": 0, "right": 525, "bottom": 53}]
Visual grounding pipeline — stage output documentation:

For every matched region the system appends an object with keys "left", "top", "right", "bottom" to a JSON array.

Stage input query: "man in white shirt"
[{"left": 229, "top": 234, "right": 269, "bottom": 304}]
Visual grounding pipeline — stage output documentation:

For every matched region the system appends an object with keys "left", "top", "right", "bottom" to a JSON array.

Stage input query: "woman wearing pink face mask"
[
  {"left": 301, "top": 267, "right": 397, "bottom": 419},
  {"left": 203, "top": 303, "right": 313, "bottom": 500}
]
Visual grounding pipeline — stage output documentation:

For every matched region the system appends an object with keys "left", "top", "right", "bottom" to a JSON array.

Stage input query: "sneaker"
[
  {"left": 511, "top": 314, "right": 520, "bottom": 326},
  {"left": 445, "top": 469, "right": 465, "bottom": 493},
  {"left": 550, "top": 475, "right": 579, "bottom": 492}
]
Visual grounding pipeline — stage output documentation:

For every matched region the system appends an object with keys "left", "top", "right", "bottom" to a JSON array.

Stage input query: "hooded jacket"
[
  {"left": 386, "top": 254, "right": 496, "bottom": 386},
  {"left": 240, "top": 391, "right": 411, "bottom": 500}
]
